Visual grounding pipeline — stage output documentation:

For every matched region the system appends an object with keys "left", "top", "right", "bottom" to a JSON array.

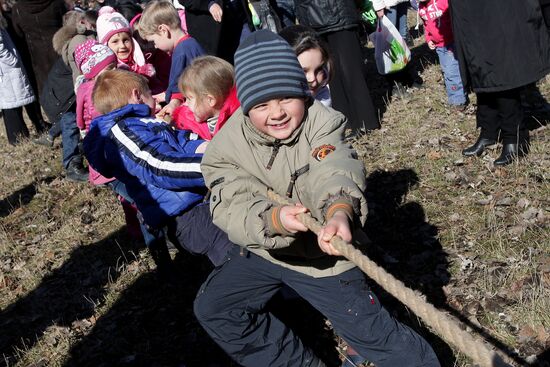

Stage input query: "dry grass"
[{"left": 0, "top": 37, "right": 548, "bottom": 367}]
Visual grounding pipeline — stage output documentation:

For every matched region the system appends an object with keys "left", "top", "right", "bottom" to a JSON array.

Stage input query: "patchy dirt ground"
[{"left": 0, "top": 31, "right": 549, "bottom": 367}]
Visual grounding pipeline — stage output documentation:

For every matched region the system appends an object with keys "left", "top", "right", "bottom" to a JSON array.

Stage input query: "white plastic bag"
[{"left": 371, "top": 16, "right": 411, "bottom": 75}]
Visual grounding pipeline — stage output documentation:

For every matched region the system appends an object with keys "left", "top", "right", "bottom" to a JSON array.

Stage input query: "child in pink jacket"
[
  {"left": 74, "top": 39, "right": 117, "bottom": 185},
  {"left": 418, "top": 0, "right": 468, "bottom": 108}
]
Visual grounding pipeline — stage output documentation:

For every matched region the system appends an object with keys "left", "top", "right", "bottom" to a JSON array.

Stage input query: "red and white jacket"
[
  {"left": 171, "top": 87, "right": 240, "bottom": 141},
  {"left": 418, "top": 0, "right": 454, "bottom": 47}
]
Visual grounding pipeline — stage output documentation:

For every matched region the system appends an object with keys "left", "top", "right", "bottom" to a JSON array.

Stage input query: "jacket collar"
[
  {"left": 91, "top": 103, "right": 152, "bottom": 135},
  {"left": 216, "top": 87, "right": 240, "bottom": 134}
]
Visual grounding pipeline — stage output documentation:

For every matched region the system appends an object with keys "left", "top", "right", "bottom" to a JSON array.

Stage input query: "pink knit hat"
[
  {"left": 97, "top": 6, "right": 131, "bottom": 44},
  {"left": 74, "top": 40, "right": 117, "bottom": 79},
  {"left": 96, "top": 6, "right": 146, "bottom": 66}
]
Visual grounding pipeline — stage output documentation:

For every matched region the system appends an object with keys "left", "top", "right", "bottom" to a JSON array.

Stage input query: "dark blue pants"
[
  {"left": 167, "top": 203, "right": 233, "bottom": 267},
  {"left": 194, "top": 246, "right": 440, "bottom": 367},
  {"left": 60, "top": 110, "right": 81, "bottom": 169},
  {"left": 107, "top": 179, "right": 166, "bottom": 250}
]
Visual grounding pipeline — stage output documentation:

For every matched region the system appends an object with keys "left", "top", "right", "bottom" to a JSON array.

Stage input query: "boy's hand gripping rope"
[{"left": 267, "top": 190, "right": 512, "bottom": 367}]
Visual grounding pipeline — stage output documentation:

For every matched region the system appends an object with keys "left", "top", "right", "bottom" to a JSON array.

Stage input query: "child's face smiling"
[
  {"left": 248, "top": 97, "right": 305, "bottom": 140},
  {"left": 108, "top": 32, "right": 133, "bottom": 60},
  {"left": 297, "top": 48, "right": 327, "bottom": 96}
]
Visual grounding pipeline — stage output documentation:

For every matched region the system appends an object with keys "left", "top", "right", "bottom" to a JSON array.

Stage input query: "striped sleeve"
[{"left": 109, "top": 121, "right": 206, "bottom": 190}]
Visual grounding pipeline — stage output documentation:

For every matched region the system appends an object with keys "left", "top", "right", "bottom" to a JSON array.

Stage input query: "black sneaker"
[
  {"left": 33, "top": 134, "right": 54, "bottom": 147},
  {"left": 65, "top": 162, "right": 88, "bottom": 182}
]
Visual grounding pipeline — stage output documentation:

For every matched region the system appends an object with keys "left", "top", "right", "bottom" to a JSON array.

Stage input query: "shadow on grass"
[
  {"left": 0, "top": 176, "right": 56, "bottom": 218},
  {"left": 362, "top": 168, "right": 455, "bottom": 365},
  {"left": 0, "top": 228, "right": 142, "bottom": 365},
  {"left": 361, "top": 168, "right": 537, "bottom": 366},
  {"left": 64, "top": 252, "right": 234, "bottom": 367},
  {"left": 535, "top": 349, "right": 550, "bottom": 367},
  {"left": 63, "top": 252, "right": 340, "bottom": 366}
]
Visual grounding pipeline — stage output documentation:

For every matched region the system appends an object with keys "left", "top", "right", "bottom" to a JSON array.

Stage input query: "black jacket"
[
  {"left": 180, "top": 0, "right": 253, "bottom": 64},
  {"left": 450, "top": 0, "right": 550, "bottom": 93},
  {"left": 11, "top": 0, "right": 66, "bottom": 93},
  {"left": 295, "top": 0, "right": 359, "bottom": 35},
  {"left": 40, "top": 57, "right": 75, "bottom": 125}
]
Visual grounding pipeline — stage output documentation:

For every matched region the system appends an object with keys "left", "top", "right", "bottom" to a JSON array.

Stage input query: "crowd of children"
[{"left": 1, "top": 0, "right": 549, "bottom": 366}]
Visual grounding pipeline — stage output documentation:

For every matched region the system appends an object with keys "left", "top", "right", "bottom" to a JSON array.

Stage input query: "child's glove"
[
  {"left": 74, "top": 75, "right": 86, "bottom": 94},
  {"left": 133, "top": 63, "right": 156, "bottom": 78}
]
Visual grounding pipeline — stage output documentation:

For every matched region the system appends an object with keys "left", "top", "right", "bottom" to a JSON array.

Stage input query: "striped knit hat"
[{"left": 234, "top": 30, "right": 310, "bottom": 114}]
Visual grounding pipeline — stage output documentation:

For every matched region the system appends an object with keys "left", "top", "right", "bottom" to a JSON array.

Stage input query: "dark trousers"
[
  {"left": 60, "top": 108, "right": 82, "bottom": 169},
  {"left": 24, "top": 100, "right": 48, "bottom": 134},
  {"left": 541, "top": 1, "right": 550, "bottom": 32},
  {"left": 194, "top": 246, "right": 440, "bottom": 367},
  {"left": 2, "top": 101, "right": 48, "bottom": 145},
  {"left": 167, "top": 203, "right": 233, "bottom": 267},
  {"left": 324, "top": 29, "right": 380, "bottom": 131},
  {"left": 107, "top": 179, "right": 167, "bottom": 250},
  {"left": 476, "top": 88, "right": 528, "bottom": 145},
  {"left": 2, "top": 107, "right": 30, "bottom": 145}
]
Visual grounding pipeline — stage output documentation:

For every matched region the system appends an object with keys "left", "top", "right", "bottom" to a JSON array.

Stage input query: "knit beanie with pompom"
[
  {"left": 74, "top": 39, "right": 117, "bottom": 79},
  {"left": 96, "top": 6, "right": 145, "bottom": 66}
]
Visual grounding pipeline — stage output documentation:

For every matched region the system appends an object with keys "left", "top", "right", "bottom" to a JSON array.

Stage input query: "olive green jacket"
[{"left": 201, "top": 100, "right": 368, "bottom": 277}]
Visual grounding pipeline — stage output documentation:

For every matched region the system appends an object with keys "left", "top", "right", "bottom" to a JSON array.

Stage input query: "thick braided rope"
[{"left": 268, "top": 191, "right": 511, "bottom": 367}]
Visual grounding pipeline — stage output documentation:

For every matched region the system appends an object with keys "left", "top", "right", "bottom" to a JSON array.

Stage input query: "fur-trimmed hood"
[
  {"left": 52, "top": 19, "right": 95, "bottom": 83},
  {"left": 52, "top": 22, "right": 87, "bottom": 54}
]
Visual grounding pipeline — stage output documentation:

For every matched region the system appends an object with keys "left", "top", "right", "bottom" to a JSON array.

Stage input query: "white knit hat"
[{"left": 96, "top": 6, "right": 145, "bottom": 66}]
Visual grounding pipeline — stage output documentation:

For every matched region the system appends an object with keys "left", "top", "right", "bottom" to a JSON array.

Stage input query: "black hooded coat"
[
  {"left": 11, "top": 0, "right": 66, "bottom": 93},
  {"left": 450, "top": 0, "right": 550, "bottom": 92}
]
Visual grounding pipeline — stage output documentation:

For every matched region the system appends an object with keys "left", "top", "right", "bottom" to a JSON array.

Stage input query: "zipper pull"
[
  {"left": 285, "top": 164, "right": 310, "bottom": 198},
  {"left": 266, "top": 140, "right": 281, "bottom": 170},
  {"left": 286, "top": 172, "right": 297, "bottom": 198}
]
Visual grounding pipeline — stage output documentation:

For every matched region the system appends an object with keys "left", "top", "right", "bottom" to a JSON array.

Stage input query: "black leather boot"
[
  {"left": 494, "top": 143, "right": 529, "bottom": 166},
  {"left": 65, "top": 161, "right": 88, "bottom": 182},
  {"left": 462, "top": 137, "right": 497, "bottom": 157}
]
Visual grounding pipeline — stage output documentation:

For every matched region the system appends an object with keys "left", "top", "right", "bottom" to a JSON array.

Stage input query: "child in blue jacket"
[{"left": 83, "top": 69, "right": 232, "bottom": 268}]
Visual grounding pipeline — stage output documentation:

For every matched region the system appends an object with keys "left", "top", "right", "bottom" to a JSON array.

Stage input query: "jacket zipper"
[{"left": 266, "top": 139, "right": 281, "bottom": 170}]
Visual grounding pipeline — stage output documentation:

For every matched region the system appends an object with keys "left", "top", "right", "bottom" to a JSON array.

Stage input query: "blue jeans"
[
  {"left": 48, "top": 120, "right": 62, "bottom": 139},
  {"left": 106, "top": 179, "right": 166, "bottom": 249},
  {"left": 195, "top": 246, "right": 441, "bottom": 367},
  {"left": 436, "top": 44, "right": 467, "bottom": 105},
  {"left": 60, "top": 110, "right": 81, "bottom": 169},
  {"left": 273, "top": 0, "right": 295, "bottom": 28},
  {"left": 385, "top": 2, "right": 409, "bottom": 40}
]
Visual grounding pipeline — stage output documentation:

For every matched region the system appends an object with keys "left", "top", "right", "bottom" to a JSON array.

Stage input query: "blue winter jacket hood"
[{"left": 84, "top": 104, "right": 207, "bottom": 228}]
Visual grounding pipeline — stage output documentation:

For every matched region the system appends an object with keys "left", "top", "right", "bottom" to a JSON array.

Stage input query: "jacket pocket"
[{"left": 209, "top": 179, "right": 224, "bottom": 216}]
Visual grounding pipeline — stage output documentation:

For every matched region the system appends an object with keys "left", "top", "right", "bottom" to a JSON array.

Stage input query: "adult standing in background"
[
  {"left": 0, "top": 13, "right": 41, "bottom": 145},
  {"left": 273, "top": 0, "right": 295, "bottom": 27},
  {"left": 541, "top": 0, "right": 550, "bottom": 32},
  {"left": 372, "top": 0, "right": 411, "bottom": 45},
  {"left": 179, "top": 0, "right": 253, "bottom": 64},
  {"left": 372, "top": 0, "right": 423, "bottom": 99},
  {"left": 0, "top": 0, "right": 49, "bottom": 134},
  {"left": 10, "top": 0, "right": 66, "bottom": 94},
  {"left": 453, "top": 0, "right": 550, "bottom": 166},
  {"left": 296, "top": 0, "right": 380, "bottom": 132}
]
